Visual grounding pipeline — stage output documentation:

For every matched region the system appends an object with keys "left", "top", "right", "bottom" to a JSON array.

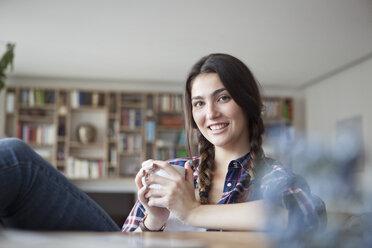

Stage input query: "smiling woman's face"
[{"left": 191, "top": 73, "right": 250, "bottom": 151}]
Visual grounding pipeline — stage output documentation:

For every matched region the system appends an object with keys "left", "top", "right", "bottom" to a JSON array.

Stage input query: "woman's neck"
[{"left": 213, "top": 145, "right": 250, "bottom": 172}]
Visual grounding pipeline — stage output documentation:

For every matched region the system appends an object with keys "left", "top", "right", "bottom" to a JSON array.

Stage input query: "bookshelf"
[
  {"left": 3, "top": 87, "right": 188, "bottom": 179},
  {"left": 3, "top": 86, "right": 293, "bottom": 179}
]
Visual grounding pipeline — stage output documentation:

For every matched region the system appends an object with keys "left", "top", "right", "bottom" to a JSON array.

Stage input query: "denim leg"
[{"left": 0, "top": 138, "right": 120, "bottom": 231}]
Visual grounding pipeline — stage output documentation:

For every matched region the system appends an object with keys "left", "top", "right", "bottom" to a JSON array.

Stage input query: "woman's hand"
[
  {"left": 144, "top": 160, "right": 200, "bottom": 222},
  {"left": 134, "top": 160, "right": 170, "bottom": 230}
]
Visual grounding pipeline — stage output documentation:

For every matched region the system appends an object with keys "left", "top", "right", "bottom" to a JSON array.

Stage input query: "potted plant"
[{"left": 0, "top": 42, "right": 16, "bottom": 92}]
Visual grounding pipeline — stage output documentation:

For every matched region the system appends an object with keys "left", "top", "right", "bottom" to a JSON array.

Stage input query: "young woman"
[
  {"left": 0, "top": 53, "right": 325, "bottom": 233},
  {"left": 122, "top": 53, "right": 326, "bottom": 232}
]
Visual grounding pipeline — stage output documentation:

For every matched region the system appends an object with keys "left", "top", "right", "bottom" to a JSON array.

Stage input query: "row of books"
[
  {"left": 19, "top": 89, "right": 55, "bottom": 106},
  {"left": 157, "top": 147, "right": 187, "bottom": 161},
  {"left": 66, "top": 157, "right": 104, "bottom": 179},
  {"left": 70, "top": 90, "right": 105, "bottom": 108},
  {"left": 17, "top": 123, "right": 55, "bottom": 144},
  {"left": 118, "top": 133, "right": 142, "bottom": 152},
  {"left": 121, "top": 109, "right": 142, "bottom": 128},
  {"left": 159, "top": 94, "right": 183, "bottom": 112}
]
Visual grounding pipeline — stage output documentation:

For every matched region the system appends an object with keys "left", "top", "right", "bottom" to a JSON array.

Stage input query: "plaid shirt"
[{"left": 122, "top": 153, "right": 325, "bottom": 232}]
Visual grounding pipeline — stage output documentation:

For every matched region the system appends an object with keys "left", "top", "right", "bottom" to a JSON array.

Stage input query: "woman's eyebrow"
[{"left": 191, "top": 88, "right": 227, "bottom": 100}]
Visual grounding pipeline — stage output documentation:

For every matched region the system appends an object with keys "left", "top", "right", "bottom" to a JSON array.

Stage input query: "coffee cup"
[{"left": 141, "top": 162, "right": 186, "bottom": 208}]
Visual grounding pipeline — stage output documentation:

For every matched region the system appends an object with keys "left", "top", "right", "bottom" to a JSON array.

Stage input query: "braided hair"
[{"left": 184, "top": 53, "right": 266, "bottom": 204}]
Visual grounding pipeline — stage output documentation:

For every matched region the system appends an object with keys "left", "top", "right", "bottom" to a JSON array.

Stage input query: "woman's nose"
[{"left": 206, "top": 102, "right": 219, "bottom": 119}]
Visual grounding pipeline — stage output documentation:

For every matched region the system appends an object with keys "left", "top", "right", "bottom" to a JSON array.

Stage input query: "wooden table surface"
[
  {"left": 139, "top": 231, "right": 273, "bottom": 248},
  {"left": 0, "top": 230, "right": 274, "bottom": 248}
]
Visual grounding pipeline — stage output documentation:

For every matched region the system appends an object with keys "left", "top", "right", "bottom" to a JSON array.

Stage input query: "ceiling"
[{"left": 1, "top": 0, "right": 372, "bottom": 89}]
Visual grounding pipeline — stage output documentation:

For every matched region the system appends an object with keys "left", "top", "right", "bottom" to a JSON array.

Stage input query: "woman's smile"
[{"left": 208, "top": 122, "right": 229, "bottom": 133}]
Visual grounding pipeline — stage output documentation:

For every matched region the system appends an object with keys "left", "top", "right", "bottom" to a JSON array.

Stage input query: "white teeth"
[{"left": 209, "top": 123, "right": 228, "bottom": 130}]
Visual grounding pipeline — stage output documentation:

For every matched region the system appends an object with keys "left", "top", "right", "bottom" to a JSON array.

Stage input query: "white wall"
[{"left": 305, "top": 57, "right": 372, "bottom": 212}]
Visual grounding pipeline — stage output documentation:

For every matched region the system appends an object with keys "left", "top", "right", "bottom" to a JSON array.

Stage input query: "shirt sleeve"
[
  {"left": 121, "top": 200, "right": 146, "bottom": 232},
  {"left": 260, "top": 163, "right": 326, "bottom": 232}
]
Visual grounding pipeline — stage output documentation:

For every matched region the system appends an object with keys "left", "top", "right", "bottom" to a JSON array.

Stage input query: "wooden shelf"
[
  {"left": 158, "top": 110, "right": 183, "bottom": 114},
  {"left": 108, "top": 113, "right": 117, "bottom": 119},
  {"left": 71, "top": 106, "right": 106, "bottom": 111},
  {"left": 18, "top": 115, "right": 55, "bottom": 122},
  {"left": 56, "top": 161, "right": 66, "bottom": 166},
  {"left": 119, "top": 151, "right": 142, "bottom": 156},
  {"left": 19, "top": 104, "right": 56, "bottom": 110},
  {"left": 68, "top": 154, "right": 104, "bottom": 161},
  {"left": 69, "top": 141, "right": 105, "bottom": 148},
  {"left": 119, "top": 127, "right": 142, "bottom": 132},
  {"left": 156, "top": 144, "right": 186, "bottom": 149},
  {"left": 28, "top": 143, "right": 54, "bottom": 147},
  {"left": 57, "top": 136, "right": 67, "bottom": 142},
  {"left": 120, "top": 103, "right": 144, "bottom": 108}
]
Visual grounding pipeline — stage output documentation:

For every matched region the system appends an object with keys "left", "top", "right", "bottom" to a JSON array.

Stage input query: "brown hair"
[{"left": 184, "top": 53, "right": 265, "bottom": 204}]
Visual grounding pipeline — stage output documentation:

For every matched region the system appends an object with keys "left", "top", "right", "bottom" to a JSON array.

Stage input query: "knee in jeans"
[
  {"left": 0, "top": 138, "right": 32, "bottom": 161},
  {"left": 0, "top": 137, "right": 28, "bottom": 150}
]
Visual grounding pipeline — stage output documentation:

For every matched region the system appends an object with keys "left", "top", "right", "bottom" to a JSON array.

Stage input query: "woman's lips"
[{"left": 208, "top": 123, "right": 229, "bottom": 134}]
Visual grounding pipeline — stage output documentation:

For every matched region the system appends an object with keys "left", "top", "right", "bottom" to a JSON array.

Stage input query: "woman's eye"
[
  {"left": 193, "top": 101, "right": 204, "bottom": 108},
  {"left": 218, "top": 95, "right": 230, "bottom": 102}
]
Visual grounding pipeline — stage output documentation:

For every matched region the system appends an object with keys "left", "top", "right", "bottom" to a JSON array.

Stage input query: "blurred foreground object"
[{"left": 265, "top": 126, "right": 371, "bottom": 247}]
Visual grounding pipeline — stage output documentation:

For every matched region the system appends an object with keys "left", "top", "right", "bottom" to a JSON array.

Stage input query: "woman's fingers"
[
  {"left": 148, "top": 196, "right": 167, "bottom": 208},
  {"left": 145, "top": 188, "right": 167, "bottom": 199},
  {"left": 137, "top": 183, "right": 149, "bottom": 204},
  {"left": 145, "top": 173, "right": 173, "bottom": 187},
  {"left": 134, "top": 168, "right": 146, "bottom": 190},
  {"left": 141, "top": 159, "right": 155, "bottom": 170},
  {"left": 185, "top": 161, "right": 194, "bottom": 184}
]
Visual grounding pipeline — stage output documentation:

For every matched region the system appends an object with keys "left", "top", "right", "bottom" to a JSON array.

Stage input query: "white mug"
[{"left": 142, "top": 163, "right": 186, "bottom": 208}]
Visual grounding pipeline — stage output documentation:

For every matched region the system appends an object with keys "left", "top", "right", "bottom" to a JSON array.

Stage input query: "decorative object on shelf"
[
  {"left": 76, "top": 123, "right": 96, "bottom": 144},
  {"left": 0, "top": 42, "right": 16, "bottom": 92},
  {"left": 58, "top": 105, "right": 68, "bottom": 116}
]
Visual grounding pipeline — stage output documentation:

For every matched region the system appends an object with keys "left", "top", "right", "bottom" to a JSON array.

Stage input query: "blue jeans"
[{"left": 0, "top": 138, "right": 120, "bottom": 231}]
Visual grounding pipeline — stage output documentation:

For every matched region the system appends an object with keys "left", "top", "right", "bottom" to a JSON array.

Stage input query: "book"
[
  {"left": 159, "top": 115, "right": 184, "bottom": 127},
  {"left": 6, "top": 92, "right": 15, "bottom": 113}
]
